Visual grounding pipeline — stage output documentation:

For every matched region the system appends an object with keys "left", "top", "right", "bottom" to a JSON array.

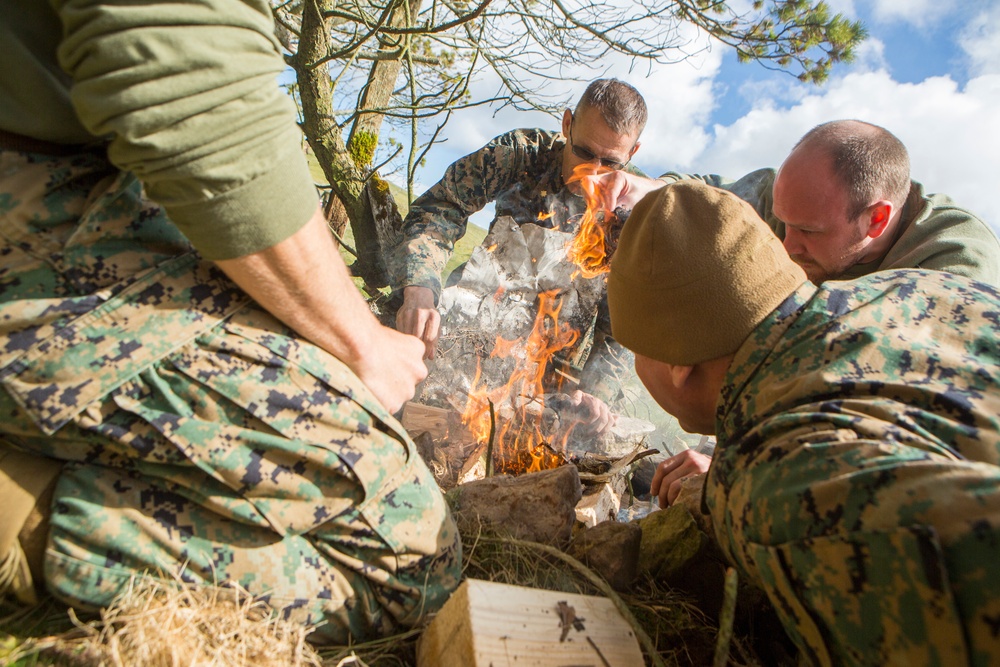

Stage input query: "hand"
[
  {"left": 351, "top": 325, "right": 428, "bottom": 414},
  {"left": 567, "top": 390, "right": 618, "bottom": 435},
  {"left": 577, "top": 170, "right": 665, "bottom": 211},
  {"left": 650, "top": 449, "right": 712, "bottom": 507},
  {"left": 215, "top": 208, "right": 427, "bottom": 415},
  {"left": 396, "top": 285, "right": 441, "bottom": 360}
]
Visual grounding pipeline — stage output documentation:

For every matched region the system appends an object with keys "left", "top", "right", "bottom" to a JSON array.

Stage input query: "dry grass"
[
  {"left": 1, "top": 524, "right": 771, "bottom": 667},
  {"left": 2, "top": 579, "right": 321, "bottom": 667}
]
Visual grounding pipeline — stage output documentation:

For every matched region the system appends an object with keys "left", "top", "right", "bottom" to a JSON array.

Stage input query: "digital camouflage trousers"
[{"left": 0, "top": 148, "right": 461, "bottom": 642}]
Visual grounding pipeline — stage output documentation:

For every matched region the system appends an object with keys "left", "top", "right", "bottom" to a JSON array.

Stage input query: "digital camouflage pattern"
[
  {"left": 392, "top": 128, "right": 647, "bottom": 296},
  {"left": 660, "top": 169, "right": 1000, "bottom": 286},
  {"left": 706, "top": 270, "right": 1000, "bottom": 666},
  {"left": 0, "top": 149, "right": 461, "bottom": 642},
  {"left": 392, "top": 128, "right": 643, "bottom": 401},
  {"left": 397, "top": 129, "right": 571, "bottom": 294}
]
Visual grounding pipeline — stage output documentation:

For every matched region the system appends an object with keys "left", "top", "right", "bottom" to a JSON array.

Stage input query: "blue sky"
[{"left": 396, "top": 0, "right": 1000, "bottom": 233}]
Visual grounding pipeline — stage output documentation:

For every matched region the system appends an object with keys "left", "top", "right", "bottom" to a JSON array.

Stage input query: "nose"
[{"left": 782, "top": 227, "right": 804, "bottom": 255}]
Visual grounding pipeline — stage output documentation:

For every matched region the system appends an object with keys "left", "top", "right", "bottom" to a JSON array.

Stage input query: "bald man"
[{"left": 663, "top": 119, "right": 1000, "bottom": 285}]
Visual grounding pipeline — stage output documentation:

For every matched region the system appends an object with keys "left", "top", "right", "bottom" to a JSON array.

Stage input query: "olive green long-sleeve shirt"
[{"left": 1, "top": 0, "right": 317, "bottom": 260}]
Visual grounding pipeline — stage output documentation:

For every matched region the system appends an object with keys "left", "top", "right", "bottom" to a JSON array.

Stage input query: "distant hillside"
[{"left": 305, "top": 153, "right": 487, "bottom": 284}]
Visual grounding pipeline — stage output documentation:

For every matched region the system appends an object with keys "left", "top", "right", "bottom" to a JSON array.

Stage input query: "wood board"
[{"left": 416, "top": 578, "right": 644, "bottom": 667}]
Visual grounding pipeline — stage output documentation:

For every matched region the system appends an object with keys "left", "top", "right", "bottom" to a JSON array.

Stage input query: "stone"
[
  {"left": 447, "top": 464, "right": 583, "bottom": 547},
  {"left": 568, "top": 520, "right": 642, "bottom": 591},
  {"left": 636, "top": 504, "right": 707, "bottom": 582}
]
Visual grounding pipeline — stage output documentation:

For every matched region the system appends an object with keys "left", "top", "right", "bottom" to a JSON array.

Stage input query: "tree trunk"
[
  {"left": 294, "top": 0, "right": 387, "bottom": 286},
  {"left": 294, "top": 0, "right": 422, "bottom": 289}
]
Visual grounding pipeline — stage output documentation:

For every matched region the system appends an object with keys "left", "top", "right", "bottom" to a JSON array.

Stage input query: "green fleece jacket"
[{"left": 0, "top": 0, "right": 317, "bottom": 260}]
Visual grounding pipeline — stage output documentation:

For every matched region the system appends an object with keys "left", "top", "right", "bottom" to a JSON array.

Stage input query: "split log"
[
  {"left": 416, "top": 579, "right": 644, "bottom": 667},
  {"left": 401, "top": 401, "right": 464, "bottom": 442},
  {"left": 575, "top": 478, "right": 625, "bottom": 528}
]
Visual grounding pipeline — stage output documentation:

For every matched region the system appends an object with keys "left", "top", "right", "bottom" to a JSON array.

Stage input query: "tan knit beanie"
[{"left": 607, "top": 180, "right": 807, "bottom": 365}]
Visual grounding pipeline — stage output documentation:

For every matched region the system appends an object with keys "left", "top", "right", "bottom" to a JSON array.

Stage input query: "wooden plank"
[{"left": 417, "top": 578, "right": 644, "bottom": 667}]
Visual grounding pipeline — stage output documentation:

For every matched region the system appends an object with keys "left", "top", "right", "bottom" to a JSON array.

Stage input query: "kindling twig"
[{"left": 485, "top": 399, "right": 496, "bottom": 477}]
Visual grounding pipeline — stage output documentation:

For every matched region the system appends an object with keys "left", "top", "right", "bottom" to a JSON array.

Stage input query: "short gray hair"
[
  {"left": 575, "top": 79, "right": 648, "bottom": 138},
  {"left": 797, "top": 120, "right": 911, "bottom": 219}
]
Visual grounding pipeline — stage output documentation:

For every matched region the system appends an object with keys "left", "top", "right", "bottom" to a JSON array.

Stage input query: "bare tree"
[{"left": 272, "top": 0, "right": 866, "bottom": 290}]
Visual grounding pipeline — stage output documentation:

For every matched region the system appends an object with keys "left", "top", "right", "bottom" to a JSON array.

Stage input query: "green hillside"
[{"left": 306, "top": 153, "right": 487, "bottom": 284}]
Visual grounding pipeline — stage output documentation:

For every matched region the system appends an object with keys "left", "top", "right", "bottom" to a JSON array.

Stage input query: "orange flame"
[
  {"left": 537, "top": 211, "right": 554, "bottom": 222},
  {"left": 566, "top": 162, "right": 615, "bottom": 279},
  {"left": 460, "top": 290, "right": 579, "bottom": 474}
]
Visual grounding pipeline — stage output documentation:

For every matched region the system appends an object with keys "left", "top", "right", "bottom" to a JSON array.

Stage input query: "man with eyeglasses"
[{"left": 391, "top": 79, "right": 648, "bottom": 427}]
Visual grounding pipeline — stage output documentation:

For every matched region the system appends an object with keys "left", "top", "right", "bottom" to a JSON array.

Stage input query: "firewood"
[{"left": 416, "top": 579, "right": 644, "bottom": 667}]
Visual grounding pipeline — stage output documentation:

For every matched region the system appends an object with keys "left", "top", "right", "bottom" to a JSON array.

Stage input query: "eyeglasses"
[{"left": 567, "top": 124, "right": 629, "bottom": 171}]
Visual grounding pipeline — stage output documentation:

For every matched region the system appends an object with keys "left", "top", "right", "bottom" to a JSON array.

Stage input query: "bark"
[{"left": 294, "top": 0, "right": 413, "bottom": 287}]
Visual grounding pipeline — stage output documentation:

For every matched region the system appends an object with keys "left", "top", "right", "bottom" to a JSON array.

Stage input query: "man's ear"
[
  {"left": 629, "top": 140, "right": 641, "bottom": 158},
  {"left": 668, "top": 363, "right": 695, "bottom": 389},
  {"left": 561, "top": 109, "right": 573, "bottom": 137},
  {"left": 866, "top": 201, "right": 894, "bottom": 238}
]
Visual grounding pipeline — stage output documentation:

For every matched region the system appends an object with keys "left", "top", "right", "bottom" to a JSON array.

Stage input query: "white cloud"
[
  {"left": 657, "top": 68, "right": 1000, "bottom": 233},
  {"left": 867, "top": 0, "right": 956, "bottom": 28},
  {"left": 622, "top": 46, "right": 722, "bottom": 173},
  {"left": 961, "top": 5, "right": 1000, "bottom": 77},
  {"left": 852, "top": 37, "right": 889, "bottom": 73}
]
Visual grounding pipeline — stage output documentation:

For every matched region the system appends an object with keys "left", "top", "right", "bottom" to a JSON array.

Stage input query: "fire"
[
  {"left": 458, "top": 165, "right": 619, "bottom": 476},
  {"left": 537, "top": 211, "right": 554, "bottom": 222},
  {"left": 461, "top": 290, "right": 580, "bottom": 474},
  {"left": 566, "top": 163, "right": 616, "bottom": 279}
]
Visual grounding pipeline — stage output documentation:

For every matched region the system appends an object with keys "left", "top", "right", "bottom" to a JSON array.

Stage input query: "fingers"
[
  {"left": 419, "top": 308, "right": 440, "bottom": 359},
  {"left": 396, "top": 296, "right": 441, "bottom": 361},
  {"left": 358, "top": 329, "right": 428, "bottom": 414},
  {"left": 649, "top": 450, "right": 712, "bottom": 506},
  {"left": 567, "top": 390, "right": 617, "bottom": 435}
]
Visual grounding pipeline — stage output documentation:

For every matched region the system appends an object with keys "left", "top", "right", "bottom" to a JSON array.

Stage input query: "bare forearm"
[
  {"left": 215, "top": 207, "right": 427, "bottom": 412},
  {"left": 216, "top": 208, "right": 379, "bottom": 365}
]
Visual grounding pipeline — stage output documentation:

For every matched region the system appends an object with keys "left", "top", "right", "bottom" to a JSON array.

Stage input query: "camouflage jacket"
[
  {"left": 706, "top": 269, "right": 1000, "bottom": 663},
  {"left": 661, "top": 169, "right": 1000, "bottom": 286},
  {"left": 393, "top": 128, "right": 644, "bottom": 297},
  {"left": 715, "top": 269, "right": 1000, "bottom": 473}
]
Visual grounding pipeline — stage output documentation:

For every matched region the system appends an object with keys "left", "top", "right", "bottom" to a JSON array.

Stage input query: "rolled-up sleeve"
[{"left": 54, "top": 0, "right": 318, "bottom": 259}]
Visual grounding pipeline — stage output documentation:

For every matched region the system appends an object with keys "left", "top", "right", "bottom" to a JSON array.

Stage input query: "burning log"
[{"left": 402, "top": 400, "right": 655, "bottom": 489}]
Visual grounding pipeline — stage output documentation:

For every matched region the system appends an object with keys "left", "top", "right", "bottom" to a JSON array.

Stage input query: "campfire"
[
  {"left": 460, "top": 289, "right": 580, "bottom": 475},
  {"left": 407, "top": 162, "right": 653, "bottom": 512}
]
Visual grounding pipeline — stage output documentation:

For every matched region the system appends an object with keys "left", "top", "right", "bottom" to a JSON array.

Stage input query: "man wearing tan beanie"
[{"left": 608, "top": 181, "right": 1000, "bottom": 665}]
